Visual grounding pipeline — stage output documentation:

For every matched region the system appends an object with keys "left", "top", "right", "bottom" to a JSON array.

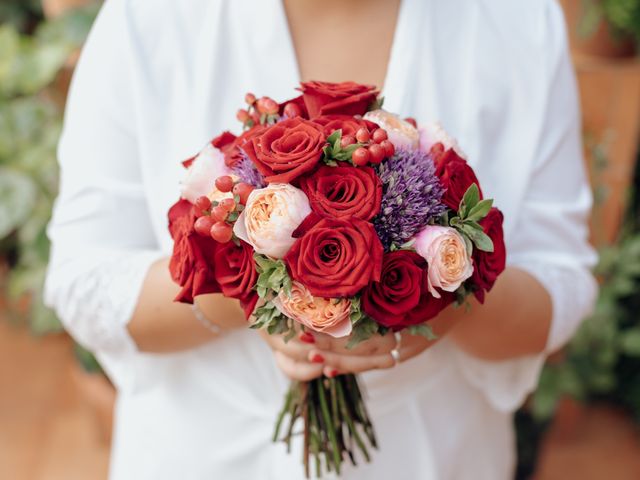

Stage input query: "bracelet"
[{"left": 191, "top": 302, "right": 222, "bottom": 335}]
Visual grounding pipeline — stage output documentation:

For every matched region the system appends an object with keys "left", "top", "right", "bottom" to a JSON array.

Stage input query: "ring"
[{"left": 390, "top": 332, "right": 402, "bottom": 366}]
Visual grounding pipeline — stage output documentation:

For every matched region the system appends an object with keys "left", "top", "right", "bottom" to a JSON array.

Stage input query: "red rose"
[
  {"left": 361, "top": 250, "right": 454, "bottom": 330},
  {"left": 299, "top": 164, "right": 382, "bottom": 221},
  {"left": 312, "top": 114, "right": 379, "bottom": 137},
  {"left": 213, "top": 125, "right": 267, "bottom": 168},
  {"left": 285, "top": 217, "right": 383, "bottom": 298},
  {"left": 299, "top": 81, "right": 379, "bottom": 118},
  {"left": 168, "top": 200, "right": 221, "bottom": 303},
  {"left": 433, "top": 147, "right": 483, "bottom": 211},
  {"left": 214, "top": 239, "right": 259, "bottom": 318},
  {"left": 471, "top": 208, "right": 506, "bottom": 303},
  {"left": 214, "top": 240, "right": 257, "bottom": 300},
  {"left": 243, "top": 117, "right": 325, "bottom": 184}
]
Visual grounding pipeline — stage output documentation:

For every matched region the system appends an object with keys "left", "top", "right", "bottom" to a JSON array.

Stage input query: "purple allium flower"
[
  {"left": 231, "top": 153, "right": 266, "bottom": 188},
  {"left": 373, "top": 148, "right": 446, "bottom": 250}
]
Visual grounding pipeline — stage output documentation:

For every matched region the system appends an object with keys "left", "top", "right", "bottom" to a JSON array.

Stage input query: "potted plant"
[
  {"left": 560, "top": 0, "right": 639, "bottom": 58},
  {"left": 0, "top": 0, "right": 115, "bottom": 443}
]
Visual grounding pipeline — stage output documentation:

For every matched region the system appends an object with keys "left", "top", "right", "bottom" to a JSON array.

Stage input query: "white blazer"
[{"left": 45, "top": 0, "right": 597, "bottom": 478}]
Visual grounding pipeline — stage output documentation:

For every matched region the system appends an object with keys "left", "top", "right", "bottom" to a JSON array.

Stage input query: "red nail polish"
[
  {"left": 327, "top": 369, "right": 338, "bottom": 378},
  {"left": 299, "top": 332, "right": 315, "bottom": 344},
  {"left": 311, "top": 354, "right": 324, "bottom": 364}
]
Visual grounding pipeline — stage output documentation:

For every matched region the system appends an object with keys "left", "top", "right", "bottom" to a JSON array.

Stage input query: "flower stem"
[{"left": 317, "top": 378, "right": 342, "bottom": 474}]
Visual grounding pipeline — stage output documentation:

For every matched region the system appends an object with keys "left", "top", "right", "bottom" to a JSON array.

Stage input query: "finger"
[
  {"left": 259, "top": 330, "right": 317, "bottom": 363},
  {"left": 274, "top": 351, "right": 324, "bottom": 382},
  {"left": 309, "top": 349, "right": 395, "bottom": 374},
  {"left": 314, "top": 331, "right": 397, "bottom": 356}
]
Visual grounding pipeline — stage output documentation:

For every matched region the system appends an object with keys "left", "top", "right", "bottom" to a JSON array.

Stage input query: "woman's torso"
[{"left": 101, "top": 0, "right": 557, "bottom": 478}]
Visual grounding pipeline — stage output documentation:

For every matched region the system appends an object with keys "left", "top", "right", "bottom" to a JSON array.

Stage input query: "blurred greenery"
[
  {"left": 515, "top": 141, "right": 640, "bottom": 478},
  {"left": 0, "top": 4, "right": 99, "bottom": 334},
  {"left": 580, "top": 0, "right": 640, "bottom": 46}
]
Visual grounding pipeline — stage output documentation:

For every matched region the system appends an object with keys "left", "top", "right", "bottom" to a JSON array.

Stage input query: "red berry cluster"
[
  {"left": 348, "top": 127, "right": 395, "bottom": 167},
  {"left": 193, "top": 175, "right": 255, "bottom": 243},
  {"left": 236, "top": 93, "right": 279, "bottom": 129}
]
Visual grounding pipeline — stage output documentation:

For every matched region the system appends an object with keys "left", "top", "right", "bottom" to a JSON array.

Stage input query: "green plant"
[
  {"left": 580, "top": 0, "right": 640, "bottom": 47},
  {"left": 0, "top": 0, "right": 43, "bottom": 33},
  {"left": 0, "top": 5, "right": 99, "bottom": 334}
]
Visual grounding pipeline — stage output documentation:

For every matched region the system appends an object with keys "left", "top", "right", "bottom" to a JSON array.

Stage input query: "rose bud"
[
  {"left": 364, "top": 110, "right": 420, "bottom": 150},
  {"left": 245, "top": 92, "right": 257, "bottom": 105},
  {"left": 414, "top": 226, "right": 474, "bottom": 297}
]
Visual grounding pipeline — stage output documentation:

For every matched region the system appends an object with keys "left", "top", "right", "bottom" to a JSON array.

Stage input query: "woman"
[{"left": 45, "top": 0, "right": 597, "bottom": 478}]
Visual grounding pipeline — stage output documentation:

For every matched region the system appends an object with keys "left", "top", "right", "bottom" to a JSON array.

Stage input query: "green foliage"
[
  {"left": 0, "top": 6, "right": 98, "bottom": 334},
  {"left": 0, "top": 0, "right": 43, "bottom": 33},
  {"left": 579, "top": 0, "right": 640, "bottom": 46},
  {"left": 322, "top": 129, "right": 366, "bottom": 165},
  {"left": 449, "top": 183, "right": 494, "bottom": 253},
  {"left": 407, "top": 323, "right": 438, "bottom": 341},
  {"left": 254, "top": 254, "right": 292, "bottom": 299},
  {"left": 532, "top": 227, "right": 640, "bottom": 422}
]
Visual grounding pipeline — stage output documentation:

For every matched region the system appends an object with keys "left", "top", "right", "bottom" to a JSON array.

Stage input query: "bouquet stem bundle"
[{"left": 274, "top": 375, "right": 377, "bottom": 478}]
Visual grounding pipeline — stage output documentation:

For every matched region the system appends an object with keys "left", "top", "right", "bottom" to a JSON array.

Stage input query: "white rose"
[
  {"left": 363, "top": 109, "right": 419, "bottom": 150},
  {"left": 233, "top": 183, "right": 311, "bottom": 259},
  {"left": 180, "top": 143, "right": 231, "bottom": 203},
  {"left": 414, "top": 225, "right": 474, "bottom": 298}
]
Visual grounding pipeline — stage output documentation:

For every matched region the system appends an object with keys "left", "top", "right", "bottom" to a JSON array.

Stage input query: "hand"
[{"left": 260, "top": 325, "right": 439, "bottom": 381}]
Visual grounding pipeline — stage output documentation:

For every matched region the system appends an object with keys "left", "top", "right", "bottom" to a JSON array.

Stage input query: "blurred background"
[{"left": 0, "top": 1, "right": 638, "bottom": 478}]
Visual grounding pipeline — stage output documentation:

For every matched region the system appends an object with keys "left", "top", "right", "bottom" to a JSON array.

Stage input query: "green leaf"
[
  {"left": 620, "top": 329, "right": 640, "bottom": 356},
  {"left": 346, "top": 316, "right": 379, "bottom": 349},
  {"left": 407, "top": 324, "right": 438, "bottom": 341},
  {"left": 459, "top": 224, "right": 494, "bottom": 252},
  {"left": 465, "top": 198, "right": 493, "bottom": 223},
  {"left": 0, "top": 167, "right": 37, "bottom": 238},
  {"left": 458, "top": 183, "right": 480, "bottom": 218},
  {"left": 326, "top": 129, "right": 341, "bottom": 148}
]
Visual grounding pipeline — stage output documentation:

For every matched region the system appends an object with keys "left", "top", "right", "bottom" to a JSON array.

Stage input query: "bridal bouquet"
[{"left": 168, "top": 81, "right": 506, "bottom": 477}]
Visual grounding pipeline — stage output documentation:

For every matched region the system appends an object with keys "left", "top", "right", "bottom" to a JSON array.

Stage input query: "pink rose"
[
  {"left": 233, "top": 183, "right": 311, "bottom": 259},
  {"left": 363, "top": 110, "right": 419, "bottom": 150},
  {"left": 414, "top": 226, "right": 473, "bottom": 297},
  {"left": 180, "top": 143, "right": 231, "bottom": 203},
  {"left": 418, "top": 122, "right": 467, "bottom": 159},
  {"left": 272, "top": 282, "right": 352, "bottom": 338}
]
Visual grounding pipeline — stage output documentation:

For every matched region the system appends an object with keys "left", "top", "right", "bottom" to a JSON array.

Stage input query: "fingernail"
[
  {"left": 311, "top": 353, "right": 325, "bottom": 364},
  {"left": 299, "top": 332, "right": 315, "bottom": 344},
  {"left": 327, "top": 369, "right": 338, "bottom": 378}
]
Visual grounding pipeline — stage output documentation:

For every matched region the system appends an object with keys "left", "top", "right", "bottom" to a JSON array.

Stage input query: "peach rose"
[
  {"left": 414, "top": 226, "right": 473, "bottom": 298},
  {"left": 272, "top": 282, "right": 352, "bottom": 338},
  {"left": 180, "top": 143, "right": 231, "bottom": 203},
  {"left": 418, "top": 122, "right": 467, "bottom": 159},
  {"left": 233, "top": 183, "right": 311, "bottom": 259},
  {"left": 363, "top": 109, "right": 419, "bottom": 150}
]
